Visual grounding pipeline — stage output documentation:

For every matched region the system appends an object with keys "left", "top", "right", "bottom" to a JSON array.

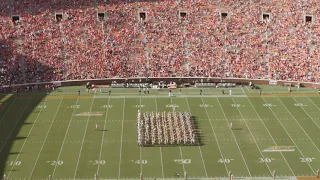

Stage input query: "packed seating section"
[{"left": 0, "top": 0, "right": 319, "bottom": 86}]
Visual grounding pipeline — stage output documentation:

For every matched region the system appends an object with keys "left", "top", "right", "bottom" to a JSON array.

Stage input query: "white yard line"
[
  {"left": 97, "top": 97, "right": 111, "bottom": 174},
  {"left": 139, "top": 97, "right": 142, "bottom": 174},
  {"left": 261, "top": 97, "right": 316, "bottom": 175},
  {"left": 240, "top": 88, "right": 246, "bottom": 95},
  {"left": 170, "top": 98, "right": 185, "bottom": 173},
  {"left": 307, "top": 97, "right": 320, "bottom": 111},
  {"left": 118, "top": 98, "right": 126, "bottom": 179},
  {"left": 185, "top": 98, "right": 208, "bottom": 178},
  {"left": 230, "top": 98, "right": 272, "bottom": 175},
  {"left": 154, "top": 97, "right": 165, "bottom": 179},
  {"left": 246, "top": 97, "right": 295, "bottom": 176},
  {"left": 277, "top": 97, "right": 320, "bottom": 153},
  {"left": 0, "top": 98, "right": 31, "bottom": 154},
  {"left": 8, "top": 97, "right": 49, "bottom": 178},
  {"left": 73, "top": 97, "right": 96, "bottom": 179},
  {"left": 52, "top": 97, "right": 80, "bottom": 177},
  {"left": 216, "top": 97, "right": 252, "bottom": 177},
  {"left": 28, "top": 98, "right": 64, "bottom": 180},
  {"left": 199, "top": 97, "right": 229, "bottom": 175},
  {"left": 292, "top": 97, "right": 320, "bottom": 130}
]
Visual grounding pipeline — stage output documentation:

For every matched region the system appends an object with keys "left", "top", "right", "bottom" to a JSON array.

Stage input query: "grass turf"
[{"left": 0, "top": 87, "right": 320, "bottom": 180}]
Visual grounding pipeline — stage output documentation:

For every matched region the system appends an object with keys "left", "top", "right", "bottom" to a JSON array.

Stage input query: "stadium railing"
[{"left": 1, "top": 77, "right": 320, "bottom": 92}]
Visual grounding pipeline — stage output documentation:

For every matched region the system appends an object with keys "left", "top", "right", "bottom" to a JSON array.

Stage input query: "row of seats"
[{"left": 0, "top": 0, "right": 319, "bottom": 86}]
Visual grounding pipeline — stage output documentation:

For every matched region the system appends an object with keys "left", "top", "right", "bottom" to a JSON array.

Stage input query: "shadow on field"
[
  {"left": 0, "top": 86, "right": 48, "bottom": 178},
  {"left": 191, "top": 116, "right": 204, "bottom": 146},
  {"left": 0, "top": 37, "right": 50, "bottom": 177}
]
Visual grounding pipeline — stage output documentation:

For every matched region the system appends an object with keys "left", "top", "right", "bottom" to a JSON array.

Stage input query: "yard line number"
[
  {"left": 47, "top": 160, "right": 63, "bottom": 166},
  {"left": 166, "top": 104, "right": 179, "bottom": 108},
  {"left": 231, "top": 104, "right": 243, "bottom": 107},
  {"left": 174, "top": 159, "right": 191, "bottom": 164},
  {"left": 130, "top": 160, "right": 147, "bottom": 164},
  {"left": 294, "top": 103, "right": 307, "bottom": 107},
  {"left": 101, "top": 105, "right": 113, "bottom": 108},
  {"left": 300, "top": 157, "right": 315, "bottom": 163},
  {"left": 218, "top": 158, "right": 234, "bottom": 163},
  {"left": 263, "top": 104, "right": 276, "bottom": 107},
  {"left": 259, "top": 158, "right": 274, "bottom": 163},
  {"left": 70, "top": 105, "right": 80, "bottom": 108},
  {"left": 6, "top": 161, "right": 21, "bottom": 166},
  {"left": 89, "top": 160, "right": 106, "bottom": 165},
  {"left": 37, "top": 105, "right": 47, "bottom": 109},
  {"left": 133, "top": 105, "right": 145, "bottom": 108}
]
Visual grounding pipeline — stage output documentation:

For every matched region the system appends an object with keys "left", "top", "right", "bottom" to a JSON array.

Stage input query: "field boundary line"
[
  {"left": 118, "top": 98, "right": 126, "bottom": 179},
  {"left": 246, "top": 97, "right": 295, "bottom": 176},
  {"left": 277, "top": 97, "right": 320, "bottom": 153},
  {"left": 97, "top": 96, "right": 111, "bottom": 174},
  {"left": 170, "top": 98, "right": 186, "bottom": 173},
  {"left": 154, "top": 97, "right": 165, "bottom": 179},
  {"left": 231, "top": 97, "right": 272, "bottom": 175},
  {"left": 73, "top": 97, "right": 96, "bottom": 179},
  {"left": 94, "top": 95, "right": 247, "bottom": 98},
  {"left": 8, "top": 97, "right": 49, "bottom": 178},
  {"left": 292, "top": 97, "right": 320, "bottom": 130},
  {"left": 185, "top": 98, "right": 208, "bottom": 178},
  {"left": 261, "top": 97, "right": 316, "bottom": 175},
  {"left": 216, "top": 97, "right": 252, "bottom": 177},
  {"left": 28, "top": 98, "right": 64, "bottom": 179},
  {"left": 0, "top": 98, "right": 31, "bottom": 154},
  {"left": 52, "top": 97, "right": 80, "bottom": 177},
  {"left": 248, "top": 94, "right": 320, "bottom": 97},
  {"left": 199, "top": 97, "right": 229, "bottom": 175}
]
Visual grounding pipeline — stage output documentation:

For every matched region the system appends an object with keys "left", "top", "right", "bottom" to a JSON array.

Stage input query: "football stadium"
[{"left": 0, "top": 0, "right": 320, "bottom": 180}]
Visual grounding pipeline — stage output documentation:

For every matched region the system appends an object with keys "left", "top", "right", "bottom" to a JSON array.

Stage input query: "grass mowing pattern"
[{"left": 0, "top": 87, "right": 320, "bottom": 179}]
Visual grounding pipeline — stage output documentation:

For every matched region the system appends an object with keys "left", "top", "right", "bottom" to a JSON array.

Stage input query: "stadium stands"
[{"left": 0, "top": 0, "right": 319, "bottom": 85}]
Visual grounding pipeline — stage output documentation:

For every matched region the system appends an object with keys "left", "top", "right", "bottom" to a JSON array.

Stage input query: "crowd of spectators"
[{"left": 0, "top": 0, "right": 319, "bottom": 86}]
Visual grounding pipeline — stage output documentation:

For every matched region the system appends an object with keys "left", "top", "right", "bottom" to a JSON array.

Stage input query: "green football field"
[{"left": 0, "top": 86, "right": 320, "bottom": 180}]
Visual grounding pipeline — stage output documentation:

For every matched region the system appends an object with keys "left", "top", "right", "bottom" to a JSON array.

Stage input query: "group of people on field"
[{"left": 137, "top": 110, "right": 196, "bottom": 146}]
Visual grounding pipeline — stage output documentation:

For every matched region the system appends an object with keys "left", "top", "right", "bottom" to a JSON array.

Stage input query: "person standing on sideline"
[
  {"left": 228, "top": 171, "right": 232, "bottom": 179},
  {"left": 78, "top": 90, "right": 80, "bottom": 96},
  {"left": 260, "top": 89, "right": 262, "bottom": 95},
  {"left": 272, "top": 170, "right": 276, "bottom": 179},
  {"left": 95, "top": 124, "right": 98, "bottom": 131},
  {"left": 229, "top": 89, "right": 232, "bottom": 96}
]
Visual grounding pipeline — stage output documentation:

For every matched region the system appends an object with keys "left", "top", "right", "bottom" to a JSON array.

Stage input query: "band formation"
[{"left": 137, "top": 110, "right": 197, "bottom": 146}]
